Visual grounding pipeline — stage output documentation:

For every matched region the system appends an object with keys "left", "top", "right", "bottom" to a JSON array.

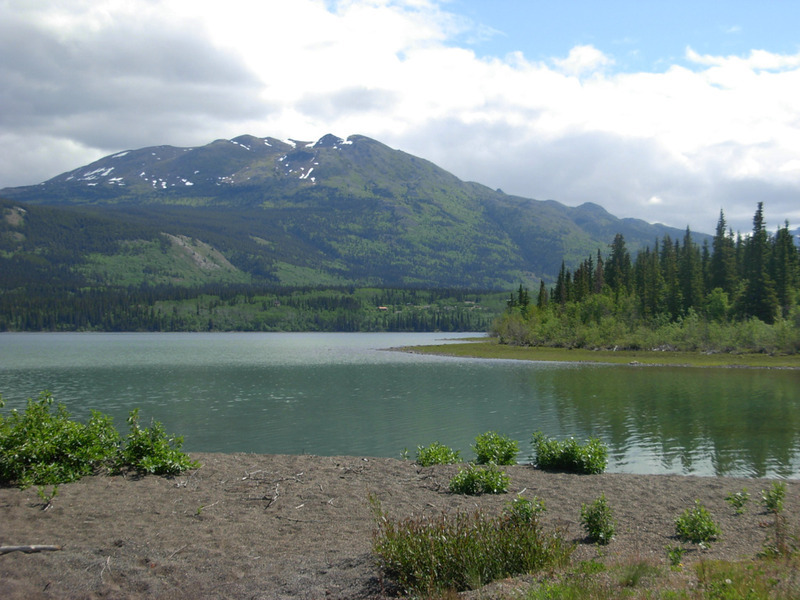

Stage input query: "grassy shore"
[{"left": 404, "top": 338, "right": 800, "bottom": 368}]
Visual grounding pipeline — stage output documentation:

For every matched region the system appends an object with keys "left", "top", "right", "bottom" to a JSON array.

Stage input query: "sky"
[{"left": 2, "top": 0, "right": 800, "bottom": 234}]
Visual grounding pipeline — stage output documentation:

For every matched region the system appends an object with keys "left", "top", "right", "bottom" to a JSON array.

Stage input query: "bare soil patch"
[{"left": 1, "top": 453, "right": 797, "bottom": 599}]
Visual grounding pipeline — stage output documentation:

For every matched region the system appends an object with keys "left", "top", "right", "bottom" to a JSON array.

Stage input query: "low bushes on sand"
[
  {"left": 414, "top": 441, "right": 461, "bottom": 467},
  {"left": 371, "top": 494, "right": 573, "bottom": 596},
  {"left": 449, "top": 463, "right": 510, "bottom": 495},
  {"left": 0, "top": 392, "right": 199, "bottom": 488},
  {"left": 531, "top": 431, "right": 608, "bottom": 474}
]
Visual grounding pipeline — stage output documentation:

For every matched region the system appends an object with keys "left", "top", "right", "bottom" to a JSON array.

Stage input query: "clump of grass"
[
  {"left": 414, "top": 441, "right": 460, "bottom": 467},
  {"left": 761, "top": 481, "right": 787, "bottom": 514},
  {"left": 617, "top": 560, "right": 660, "bottom": 588},
  {"left": 675, "top": 500, "right": 721, "bottom": 546},
  {"left": 531, "top": 431, "right": 608, "bottom": 474},
  {"left": 473, "top": 431, "right": 519, "bottom": 465},
  {"left": 665, "top": 545, "right": 687, "bottom": 569},
  {"left": 0, "top": 392, "right": 199, "bottom": 488},
  {"left": 449, "top": 463, "right": 510, "bottom": 495},
  {"left": 580, "top": 493, "right": 616, "bottom": 545},
  {"left": 370, "top": 495, "right": 573, "bottom": 596},
  {"left": 725, "top": 487, "right": 750, "bottom": 515},
  {"left": 504, "top": 494, "right": 546, "bottom": 524}
]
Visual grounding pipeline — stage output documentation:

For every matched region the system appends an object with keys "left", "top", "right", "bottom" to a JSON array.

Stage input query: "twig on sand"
[{"left": 0, "top": 545, "right": 62, "bottom": 555}]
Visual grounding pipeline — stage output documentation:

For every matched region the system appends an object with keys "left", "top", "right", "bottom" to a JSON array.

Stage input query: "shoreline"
[
  {"left": 400, "top": 339, "right": 800, "bottom": 369},
  {"left": 1, "top": 453, "right": 797, "bottom": 599}
]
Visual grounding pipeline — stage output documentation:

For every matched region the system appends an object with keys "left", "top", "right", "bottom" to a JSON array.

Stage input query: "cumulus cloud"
[{"left": 1, "top": 0, "right": 799, "bottom": 234}]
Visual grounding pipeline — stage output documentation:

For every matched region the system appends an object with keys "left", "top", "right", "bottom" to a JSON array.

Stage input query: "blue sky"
[
  {"left": 2, "top": 0, "right": 800, "bottom": 234},
  {"left": 452, "top": 0, "right": 800, "bottom": 70}
]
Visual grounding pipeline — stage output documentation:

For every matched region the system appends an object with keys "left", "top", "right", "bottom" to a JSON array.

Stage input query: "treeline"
[
  {"left": 0, "top": 284, "right": 504, "bottom": 332},
  {"left": 494, "top": 203, "right": 800, "bottom": 353}
]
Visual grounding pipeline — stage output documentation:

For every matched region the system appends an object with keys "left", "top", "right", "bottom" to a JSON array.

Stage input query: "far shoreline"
[{"left": 401, "top": 338, "right": 800, "bottom": 369}]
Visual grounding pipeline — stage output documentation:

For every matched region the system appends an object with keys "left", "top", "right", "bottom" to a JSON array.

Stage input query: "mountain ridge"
[{"left": 0, "top": 133, "right": 700, "bottom": 290}]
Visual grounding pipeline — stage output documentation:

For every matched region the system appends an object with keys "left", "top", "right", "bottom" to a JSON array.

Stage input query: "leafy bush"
[
  {"left": 0, "top": 392, "right": 119, "bottom": 488},
  {"left": 531, "top": 431, "right": 608, "bottom": 474},
  {"left": 504, "top": 494, "right": 546, "bottom": 525},
  {"left": 580, "top": 493, "right": 617, "bottom": 545},
  {"left": 116, "top": 408, "right": 200, "bottom": 476},
  {"left": 371, "top": 496, "right": 573, "bottom": 596},
  {"left": 725, "top": 488, "right": 750, "bottom": 515},
  {"left": 473, "top": 431, "right": 519, "bottom": 465},
  {"left": 675, "top": 500, "right": 721, "bottom": 545},
  {"left": 415, "top": 441, "right": 460, "bottom": 467},
  {"left": 761, "top": 481, "right": 787, "bottom": 514},
  {"left": 0, "top": 392, "right": 199, "bottom": 487},
  {"left": 449, "top": 463, "right": 510, "bottom": 495}
]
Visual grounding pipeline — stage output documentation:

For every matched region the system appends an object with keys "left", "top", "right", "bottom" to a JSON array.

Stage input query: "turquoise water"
[{"left": 1, "top": 332, "right": 798, "bottom": 477}]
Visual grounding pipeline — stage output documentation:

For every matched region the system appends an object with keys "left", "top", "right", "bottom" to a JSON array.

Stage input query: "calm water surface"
[{"left": 1, "top": 332, "right": 799, "bottom": 478}]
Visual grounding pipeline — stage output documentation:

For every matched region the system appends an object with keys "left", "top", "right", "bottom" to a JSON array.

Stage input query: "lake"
[{"left": 1, "top": 332, "right": 798, "bottom": 478}]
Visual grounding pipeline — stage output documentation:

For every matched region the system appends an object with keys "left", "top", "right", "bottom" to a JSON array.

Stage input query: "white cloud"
[
  {"left": 2, "top": 0, "right": 800, "bottom": 234},
  {"left": 552, "top": 45, "right": 614, "bottom": 76}
]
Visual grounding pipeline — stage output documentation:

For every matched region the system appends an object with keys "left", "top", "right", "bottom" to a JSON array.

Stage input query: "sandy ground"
[{"left": 1, "top": 453, "right": 798, "bottom": 599}]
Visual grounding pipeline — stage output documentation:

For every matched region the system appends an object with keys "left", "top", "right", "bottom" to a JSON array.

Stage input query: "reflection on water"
[{"left": 1, "top": 332, "right": 799, "bottom": 477}]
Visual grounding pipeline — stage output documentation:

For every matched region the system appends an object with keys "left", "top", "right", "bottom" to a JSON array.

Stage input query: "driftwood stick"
[{"left": 0, "top": 545, "right": 62, "bottom": 555}]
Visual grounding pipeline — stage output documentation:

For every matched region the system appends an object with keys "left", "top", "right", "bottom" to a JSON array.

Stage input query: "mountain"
[{"left": 0, "top": 134, "right": 698, "bottom": 290}]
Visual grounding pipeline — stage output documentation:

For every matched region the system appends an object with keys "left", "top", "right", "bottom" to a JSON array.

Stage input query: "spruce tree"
[
  {"left": 709, "top": 210, "right": 737, "bottom": 295},
  {"left": 740, "top": 202, "right": 778, "bottom": 323}
]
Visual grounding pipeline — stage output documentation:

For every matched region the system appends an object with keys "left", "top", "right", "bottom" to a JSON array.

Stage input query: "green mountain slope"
[{"left": 0, "top": 134, "right": 697, "bottom": 290}]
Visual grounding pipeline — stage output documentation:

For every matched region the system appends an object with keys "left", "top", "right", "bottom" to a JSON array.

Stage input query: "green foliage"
[
  {"left": 370, "top": 496, "right": 574, "bottom": 596},
  {"left": 495, "top": 203, "right": 800, "bottom": 354},
  {"left": 675, "top": 500, "right": 721, "bottom": 545},
  {"left": 665, "top": 545, "right": 687, "bottom": 568},
  {"left": 504, "top": 494, "right": 546, "bottom": 525},
  {"left": 531, "top": 431, "right": 608, "bottom": 474},
  {"left": 0, "top": 392, "right": 120, "bottom": 488},
  {"left": 0, "top": 392, "right": 199, "bottom": 487},
  {"left": 0, "top": 283, "right": 504, "bottom": 333},
  {"left": 473, "top": 431, "right": 519, "bottom": 465},
  {"left": 761, "top": 481, "right": 787, "bottom": 514},
  {"left": 116, "top": 408, "right": 200, "bottom": 476},
  {"left": 414, "top": 441, "right": 460, "bottom": 466},
  {"left": 725, "top": 488, "right": 750, "bottom": 515},
  {"left": 448, "top": 463, "right": 510, "bottom": 495},
  {"left": 580, "top": 493, "right": 617, "bottom": 545}
]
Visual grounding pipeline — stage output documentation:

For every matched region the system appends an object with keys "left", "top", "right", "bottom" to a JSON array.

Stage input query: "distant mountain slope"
[{"left": 0, "top": 134, "right": 699, "bottom": 290}]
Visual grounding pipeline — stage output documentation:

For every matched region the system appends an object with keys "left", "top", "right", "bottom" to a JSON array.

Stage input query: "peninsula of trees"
[{"left": 494, "top": 203, "right": 800, "bottom": 354}]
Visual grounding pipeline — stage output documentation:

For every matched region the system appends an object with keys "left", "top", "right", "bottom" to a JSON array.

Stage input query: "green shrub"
[
  {"left": 675, "top": 500, "right": 721, "bottom": 545},
  {"left": 531, "top": 431, "right": 608, "bottom": 474},
  {"left": 725, "top": 488, "right": 750, "bottom": 515},
  {"left": 473, "top": 431, "right": 519, "bottom": 465},
  {"left": 504, "top": 494, "right": 546, "bottom": 525},
  {"left": 0, "top": 392, "right": 199, "bottom": 487},
  {"left": 371, "top": 496, "right": 573, "bottom": 596},
  {"left": 761, "top": 481, "right": 787, "bottom": 514},
  {"left": 580, "top": 493, "right": 617, "bottom": 545},
  {"left": 116, "top": 408, "right": 200, "bottom": 476},
  {"left": 415, "top": 441, "right": 460, "bottom": 466},
  {"left": 449, "top": 463, "right": 510, "bottom": 495},
  {"left": 0, "top": 392, "right": 119, "bottom": 488}
]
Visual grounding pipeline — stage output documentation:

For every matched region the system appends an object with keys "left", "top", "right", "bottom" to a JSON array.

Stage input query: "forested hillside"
[
  {"left": 494, "top": 203, "right": 800, "bottom": 354},
  {"left": 0, "top": 284, "right": 506, "bottom": 333},
  {"left": 0, "top": 134, "right": 695, "bottom": 291}
]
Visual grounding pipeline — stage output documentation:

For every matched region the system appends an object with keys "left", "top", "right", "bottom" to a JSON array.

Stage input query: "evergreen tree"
[
  {"left": 679, "top": 227, "right": 704, "bottom": 313},
  {"left": 593, "top": 249, "right": 605, "bottom": 294},
  {"left": 606, "top": 234, "right": 632, "bottom": 295},
  {"left": 770, "top": 221, "right": 799, "bottom": 315},
  {"left": 709, "top": 210, "right": 737, "bottom": 295},
  {"left": 740, "top": 202, "right": 778, "bottom": 323},
  {"left": 660, "top": 235, "right": 683, "bottom": 319},
  {"left": 537, "top": 280, "right": 549, "bottom": 308}
]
